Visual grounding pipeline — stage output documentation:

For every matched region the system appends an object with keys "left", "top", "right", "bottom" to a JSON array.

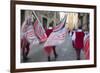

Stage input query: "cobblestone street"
[{"left": 21, "top": 34, "right": 85, "bottom": 63}]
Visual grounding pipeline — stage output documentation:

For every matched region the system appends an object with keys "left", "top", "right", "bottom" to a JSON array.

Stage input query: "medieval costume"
[
  {"left": 21, "top": 16, "right": 39, "bottom": 60},
  {"left": 72, "top": 28, "right": 85, "bottom": 60},
  {"left": 44, "top": 15, "right": 67, "bottom": 61},
  {"left": 44, "top": 28, "right": 58, "bottom": 61}
]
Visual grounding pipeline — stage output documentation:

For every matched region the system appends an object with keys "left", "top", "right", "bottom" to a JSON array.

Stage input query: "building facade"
[{"left": 21, "top": 10, "right": 89, "bottom": 31}]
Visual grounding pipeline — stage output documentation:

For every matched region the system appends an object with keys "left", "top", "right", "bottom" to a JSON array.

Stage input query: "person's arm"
[
  {"left": 72, "top": 31, "right": 76, "bottom": 41},
  {"left": 21, "top": 20, "right": 27, "bottom": 31}
]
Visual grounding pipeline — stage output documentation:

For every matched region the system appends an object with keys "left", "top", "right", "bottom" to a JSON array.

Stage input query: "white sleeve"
[{"left": 72, "top": 31, "right": 76, "bottom": 41}]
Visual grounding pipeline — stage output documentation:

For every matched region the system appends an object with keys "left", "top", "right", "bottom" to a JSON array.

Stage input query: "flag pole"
[{"left": 32, "top": 11, "right": 45, "bottom": 33}]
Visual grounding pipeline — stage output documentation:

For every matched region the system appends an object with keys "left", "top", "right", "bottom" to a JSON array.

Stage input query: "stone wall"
[{"left": 21, "top": 10, "right": 89, "bottom": 31}]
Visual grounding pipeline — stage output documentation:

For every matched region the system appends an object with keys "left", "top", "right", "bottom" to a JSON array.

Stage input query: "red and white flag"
[
  {"left": 21, "top": 17, "right": 40, "bottom": 46},
  {"left": 33, "top": 19, "right": 47, "bottom": 43},
  {"left": 84, "top": 34, "right": 90, "bottom": 59},
  {"left": 44, "top": 16, "right": 67, "bottom": 47},
  {"left": 25, "top": 25, "right": 39, "bottom": 45}
]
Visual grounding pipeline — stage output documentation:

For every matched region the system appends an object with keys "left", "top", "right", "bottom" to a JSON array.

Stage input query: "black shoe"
[
  {"left": 48, "top": 56, "right": 51, "bottom": 61},
  {"left": 77, "top": 57, "right": 80, "bottom": 60},
  {"left": 55, "top": 54, "right": 58, "bottom": 59},
  {"left": 23, "top": 56, "right": 28, "bottom": 61}
]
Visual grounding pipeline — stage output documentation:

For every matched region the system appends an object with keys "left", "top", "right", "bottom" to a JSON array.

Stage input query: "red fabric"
[
  {"left": 33, "top": 20, "right": 47, "bottom": 42},
  {"left": 44, "top": 29, "right": 53, "bottom": 55},
  {"left": 84, "top": 36, "right": 90, "bottom": 59},
  {"left": 46, "top": 29, "right": 53, "bottom": 37},
  {"left": 44, "top": 46, "right": 53, "bottom": 56},
  {"left": 74, "top": 31, "right": 84, "bottom": 49}
]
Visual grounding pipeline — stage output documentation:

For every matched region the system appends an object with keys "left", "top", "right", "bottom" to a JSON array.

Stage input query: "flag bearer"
[
  {"left": 44, "top": 27, "right": 58, "bottom": 61},
  {"left": 21, "top": 16, "right": 34, "bottom": 60}
]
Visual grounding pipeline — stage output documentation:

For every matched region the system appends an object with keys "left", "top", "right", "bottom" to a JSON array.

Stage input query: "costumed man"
[
  {"left": 21, "top": 16, "right": 39, "bottom": 60},
  {"left": 44, "top": 26, "right": 58, "bottom": 61},
  {"left": 21, "top": 16, "right": 32, "bottom": 60},
  {"left": 44, "top": 15, "right": 67, "bottom": 61},
  {"left": 72, "top": 26, "right": 85, "bottom": 60}
]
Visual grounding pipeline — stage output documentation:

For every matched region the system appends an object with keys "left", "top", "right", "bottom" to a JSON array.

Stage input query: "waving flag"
[
  {"left": 33, "top": 19, "right": 47, "bottom": 43},
  {"left": 21, "top": 17, "right": 40, "bottom": 46},
  {"left": 25, "top": 25, "right": 40, "bottom": 45},
  {"left": 84, "top": 35, "right": 90, "bottom": 59},
  {"left": 32, "top": 11, "right": 47, "bottom": 43},
  {"left": 44, "top": 16, "right": 67, "bottom": 47},
  {"left": 53, "top": 15, "right": 66, "bottom": 32}
]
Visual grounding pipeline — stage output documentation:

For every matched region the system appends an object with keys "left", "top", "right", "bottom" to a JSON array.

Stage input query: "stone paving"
[{"left": 21, "top": 34, "right": 85, "bottom": 63}]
